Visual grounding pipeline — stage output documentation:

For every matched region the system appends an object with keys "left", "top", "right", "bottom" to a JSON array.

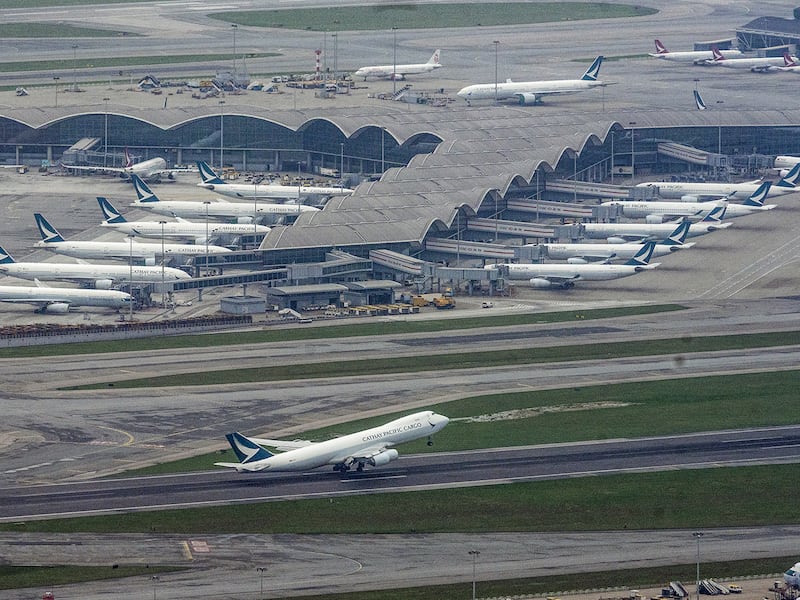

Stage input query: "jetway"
[
  {"left": 425, "top": 237, "right": 517, "bottom": 259},
  {"left": 466, "top": 217, "right": 555, "bottom": 238},
  {"left": 369, "top": 249, "right": 427, "bottom": 276},
  {"left": 545, "top": 179, "right": 632, "bottom": 199},
  {"left": 657, "top": 142, "right": 726, "bottom": 169},
  {"left": 506, "top": 198, "right": 593, "bottom": 219}
]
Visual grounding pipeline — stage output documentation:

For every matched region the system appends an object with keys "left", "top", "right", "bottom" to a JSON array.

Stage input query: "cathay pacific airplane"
[
  {"left": 0, "top": 279, "right": 131, "bottom": 313},
  {"left": 784, "top": 561, "right": 800, "bottom": 588},
  {"left": 62, "top": 148, "right": 189, "bottom": 182},
  {"left": 354, "top": 49, "right": 441, "bottom": 80},
  {"left": 583, "top": 206, "right": 731, "bottom": 243},
  {"left": 710, "top": 46, "right": 795, "bottom": 72},
  {"left": 33, "top": 213, "right": 232, "bottom": 264},
  {"left": 216, "top": 410, "right": 449, "bottom": 474},
  {"left": 196, "top": 162, "right": 352, "bottom": 200},
  {"left": 457, "top": 56, "right": 610, "bottom": 105},
  {"left": 646, "top": 182, "right": 777, "bottom": 219},
  {"left": 649, "top": 39, "right": 742, "bottom": 65},
  {"left": 601, "top": 199, "right": 726, "bottom": 221},
  {"left": 130, "top": 174, "right": 319, "bottom": 221},
  {"left": 97, "top": 197, "right": 270, "bottom": 241},
  {"left": 0, "top": 245, "right": 189, "bottom": 288}
]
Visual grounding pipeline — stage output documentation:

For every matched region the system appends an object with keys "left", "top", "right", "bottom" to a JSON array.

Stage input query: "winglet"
[
  {"left": 197, "top": 161, "right": 226, "bottom": 185},
  {"left": 694, "top": 90, "right": 707, "bottom": 111},
  {"left": 34, "top": 213, "right": 65, "bottom": 243},
  {"left": 581, "top": 56, "right": 604, "bottom": 81},
  {"left": 97, "top": 197, "right": 127, "bottom": 223},
  {"left": 224, "top": 432, "right": 274, "bottom": 464},
  {"left": 0, "top": 245, "right": 15, "bottom": 264},
  {"left": 130, "top": 174, "right": 159, "bottom": 202},
  {"left": 625, "top": 241, "right": 655, "bottom": 266}
]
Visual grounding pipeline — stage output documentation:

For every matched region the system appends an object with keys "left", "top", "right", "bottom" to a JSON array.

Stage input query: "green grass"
[
  {"left": 0, "top": 23, "right": 135, "bottom": 37},
  {"left": 212, "top": 3, "right": 657, "bottom": 31},
  {"left": 0, "top": 565, "right": 185, "bottom": 591},
  {"left": 0, "top": 0, "right": 179, "bottom": 6},
  {"left": 0, "top": 304, "right": 684, "bottom": 358},
  {"left": 70, "top": 329, "right": 800, "bottom": 389}
]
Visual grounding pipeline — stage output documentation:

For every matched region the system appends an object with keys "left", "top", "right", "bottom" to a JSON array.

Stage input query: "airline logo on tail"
[
  {"left": 225, "top": 432, "right": 274, "bottom": 464},
  {"left": 743, "top": 182, "right": 771, "bottom": 206},
  {"left": 130, "top": 174, "right": 158, "bottom": 202},
  {"left": 429, "top": 49, "right": 441, "bottom": 65},
  {"left": 711, "top": 46, "right": 725, "bottom": 63},
  {"left": 776, "top": 163, "right": 800, "bottom": 188},
  {"left": 663, "top": 221, "right": 691, "bottom": 245},
  {"left": 700, "top": 205, "right": 726, "bottom": 222},
  {"left": 97, "top": 197, "right": 127, "bottom": 223},
  {"left": 625, "top": 241, "right": 655, "bottom": 266},
  {"left": 0, "top": 246, "right": 14, "bottom": 264},
  {"left": 123, "top": 147, "right": 134, "bottom": 168},
  {"left": 581, "top": 56, "right": 604, "bottom": 81},
  {"left": 653, "top": 39, "right": 669, "bottom": 55},
  {"left": 694, "top": 90, "right": 707, "bottom": 111},
  {"left": 34, "top": 213, "right": 64, "bottom": 243},
  {"left": 783, "top": 52, "right": 798, "bottom": 68},
  {"left": 197, "top": 161, "right": 226, "bottom": 185}
]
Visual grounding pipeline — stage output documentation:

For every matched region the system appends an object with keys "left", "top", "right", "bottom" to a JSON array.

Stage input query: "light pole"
[
  {"left": 493, "top": 40, "right": 500, "bottom": 105},
  {"left": 340, "top": 142, "right": 344, "bottom": 178},
  {"left": 468, "top": 550, "right": 480, "bottom": 600},
  {"left": 151, "top": 575, "right": 160, "bottom": 600},
  {"left": 231, "top": 23, "right": 238, "bottom": 84},
  {"left": 219, "top": 99, "right": 225, "bottom": 170},
  {"left": 103, "top": 96, "right": 110, "bottom": 167},
  {"left": 53, "top": 76, "right": 60, "bottom": 107},
  {"left": 381, "top": 126, "right": 385, "bottom": 174},
  {"left": 693, "top": 531, "right": 704, "bottom": 600},
  {"left": 392, "top": 26, "right": 398, "bottom": 96},
  {"left": 628, "top": 121, "right": 637, "bottom": 180},
  {"left": 332, "top": 32, "right": 338, "bottom": 80},
  {"left": 716, "top": 100, "right": 724, "bottom": 155},
  {"left": 159, "top": 221, "right": 166, "bottom": 308},
  {"left": 128, "top": 236, "right": 134, "bottom": 321},
  {"left": 204, "top": 201, "right": 211, "bottom": 278},
  {"left": 256, "top": 566, "right": 267, "bottom": 600},
  {"left": 610, "top": 130, "right": 615, "bottom": 184},
  {"left": 71, "top": 44, "right": 78, "bottom": 92}
]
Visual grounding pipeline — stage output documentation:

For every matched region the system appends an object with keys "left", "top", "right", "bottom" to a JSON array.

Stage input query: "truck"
[{"left": 432, "top": 296, "right": 455, "bottom": 309}]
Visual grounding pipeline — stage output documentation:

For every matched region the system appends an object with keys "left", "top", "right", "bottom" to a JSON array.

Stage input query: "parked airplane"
[
  {"left": 635, "top": 164, "right": 800, "bottom": 200},
  {"left": 757, "top": 52, "right": 800, "bottom": 73},
  {"left": 457, "top": 55, "right": 610, "bottom": 105},
  {"left": 131, "top": 174, "right": 319, "bottom": 221},
  {"left": 216, "top": 410, "right": 449, "bottom": 474},
  {"left": 694, "top": 90, "right": 707, "bottom": 110},
  {"left": 602, "top": 197, "right": 727, "bottom": 221},
  {"left": 485, "top": 241, "right": 659, "bottom": 289},
  {"left": 661, "top": 182, "right": 777, "bottom": 218},
  {"left": 536, "top": 221, "right": 694, "bottom": 263},
  {"left": 649, "top": 39, "right": 742, "bottom": 64},
  {"left": 0, "top": 279, "right": 131, "bottom": 313},
  {"left": 583, "top": 207, "right": 731, "bottom": 243},
  {"left": 98, "top": 197, "right": 270, "bottom": 241},
  {"left": 34, "top": 213, "right": 232, "bottom": 264},
  {"left": 710, "top": 46, "right": 794, "bottom": 71},
  {"left": 354, "top": 49, "right": 441, "bottom": 80},
  {"left": 785, "top": 562, "right": 800, "bottom": 588},
  {"left": 196, "top": 162, "right": 352, "bottom": 200},
  {"left": 62, "top": 148, "right": 185, "bottom": 182},
  {"left": 774, "top": 155, "right": 800, "bottom": 170},
  {"left": 0, "top": 245, "right": 190, "bottom": 288}
]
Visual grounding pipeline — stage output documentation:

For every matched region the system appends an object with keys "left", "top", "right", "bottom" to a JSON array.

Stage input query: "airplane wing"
[
  {"left": 61, "top": 163, "right": 125, "bottom": 174},
  {"left": 248, "top": 437, "right": 314, "bottom": 451},
  {"left": 572, "top": 253, "right": 615, "bottom": 263}
]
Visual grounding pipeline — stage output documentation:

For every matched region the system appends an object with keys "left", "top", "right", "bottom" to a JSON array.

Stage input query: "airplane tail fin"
[
  {"left": 654, "top": 39, "right": 668, "bottom": 54},
  {"left": 784, "top": 52, "right": 798, "bottom": 67},
  {"left": 34, "top": 213, "right": 65, "bottom": 243},
  {"left": 97, "top": 197, "right": 127, "bottom": 223},
  {"left": 700, "top": 205, "right": 726, "bottom": 223},
  {"left": 743, "top": 182, "right": 771, "bottom": 206},
  {"left": 0, "top": 246, "right": 15, "bottom": 264},
  {"left": 224, "top": 432, "right": 274, "bottom": 464},
  {"left": 124, "top": 147, "right": 133, "bottom": 168},
  {"left": 197, "top": 161, "right": 226, "bottom": 185},
  {"left": 428, "top": 49, "right": 441, "bottom": 65},
  {"left": 662, "top": 221, "right": 690, "bottom": 245},
  {"left": 625, "top": 241, "right": 655, "bottom": 265},
  {"left": 694, "top": 90, "right": 707, "bottom": 111},
  {"left": 581, "top": 56, "right": 604, "bottom": 81},
  {"left": 776, "top": 163, "right": 800, "bottom": 188},
  {"left": 711, "top": 46, "right": 725, "bottom": 62},
  {"left": 131, "top": 173, "right": 159, "bottom": 202}
]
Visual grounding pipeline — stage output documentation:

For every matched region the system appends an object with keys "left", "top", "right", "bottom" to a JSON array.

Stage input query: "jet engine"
[
  {"left": 515, "top": 92, "right": 538, "bottom": 105},
  {"left": 367, "top": 449, "right": 399, "bottom": 467},
  {"left": 93, "top": 279, "right": 114, "bottom": 290},
  {"left": 144, "top": 257, "right": 156, "bottom": 266},
  {"left": 607, "top": 236, "right": 628, "bottom": 244},
  {"left": 237, "top": 216, "right": 254, "bottom": 225},
  {"left": 42, "top": 302, "right": 70, "bottom": 314},
  {"left": 530, "top": 278, "right": 555, "bottom": 289},
  {"left": 567, "top": 257, "right": 589, "bottom": 264},
  {"left": 390, "top": 73, "right": 405, "bottom": 81},
  {"left": 680, "top": 195, "right": 700, "bottom": 202},
  {"left": 645, "top": 214, "right": 665, "bottom": 224}
]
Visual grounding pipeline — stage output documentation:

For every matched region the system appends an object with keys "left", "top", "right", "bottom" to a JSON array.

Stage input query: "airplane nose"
[{"left": 429, "top": 413, "right": 449, "bottom": 429}]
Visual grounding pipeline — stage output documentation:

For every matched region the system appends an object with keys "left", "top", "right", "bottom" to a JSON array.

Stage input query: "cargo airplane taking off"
[
  {"left": 649, "top": 39, "right": 742, "bottom": 64},
  {"left": 0, "top": 245, "right": 189, "bottom": 288},
  {"left": 354, "top": 49, "right": 441, "bottom": 80},
  {"left": 0, "top": 279, "right": 131, "bottom": 313},
  {"left": 485, "top": 241, "right": 659, "bottom": 289},
  {"left": 457, "top": 55, "right": 610, "bottom": 105},
  {"left": 216, "top": 410, "right": 449, "bottom": 474},
  {"left": 62, "top": 148, "right": 186, "bottom": 182},
  {"left": 34, "top": 213, "right": 232, "bottom": 264},
  {"left": 131, "top": 174, "right": 319, "bottom": 222},
  {"left": 197, "top": 162, "right": 352, "bottom": 200}
]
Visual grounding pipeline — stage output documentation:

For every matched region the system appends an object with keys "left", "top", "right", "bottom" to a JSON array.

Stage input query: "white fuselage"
[
  {"left": 583, "top": 221, "right": 729, "bottom": 240},
  {"left": 498, "top": 262, "right": 655, "bottom": 282},
  {"left": 714, "top": 55, "right": 789, "bottom": 70},
  {"left": 131, "top": 199, "right": 318, "bottom": 220},
  {"left": 126, "top": 157, "right": 167, "bottom": 178},
  {"left": 635, "top": 181, "right": 792, "bottom": 200},
  {"left": 199, "top": 181, "right": 352, "bottom": 200},
  {"left": 774, "top": 156, "right": 800, "bottom": 169},
  {"left": 0, "top": 284, "right": 131, "bottom": 310},
  {"left": 354, "top": 62, "right": 440, "bottom": 80},
  {"left": 35, "top": 239, "right": 232, "bottom": 261},
  {"left": 240, "top": 411, "right": 448, "bottom": 472},
  {"left": 650, "top": 49, "right": 742, "bottom": 64},
  {"left": 0, "top": 262, "right": 190, "bottom": 286},
  {"left": 101, "top": 220, "right": 270, "bottom": 239},
  {"left": 539, "top": 242, "right": 684, "bottom": 262},
  {"left": 457, "top": 78, "right": 602, "bottom": 103},
  {"left": 602, "top": 200, "right": 724, "bottom": 219}
]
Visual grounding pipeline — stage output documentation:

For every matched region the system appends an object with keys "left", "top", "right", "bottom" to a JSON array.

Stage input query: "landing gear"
[
  {"left": 427, "top": 435, "right": 434, "bottom": 447},
  {"left": 333, "top": 463, "right": 350, "bottom": 473}
]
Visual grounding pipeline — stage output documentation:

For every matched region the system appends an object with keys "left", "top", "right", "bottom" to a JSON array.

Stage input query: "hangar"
[{"left": 736, "top": 8, "right": 800, "bottom": 51}]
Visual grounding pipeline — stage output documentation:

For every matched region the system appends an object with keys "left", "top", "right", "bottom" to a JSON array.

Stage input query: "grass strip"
[
  {"left": 0, "top": 23, "right": 134, "bottom": 37},
  {"left": 70, "top": 329, "right": 800, "bottom": 389},
  {"left": 0, "top": 565, "right": 185, "bottom": 591},
  {"left": 0, "top": 53, "right": 279, "bottom": 74}
]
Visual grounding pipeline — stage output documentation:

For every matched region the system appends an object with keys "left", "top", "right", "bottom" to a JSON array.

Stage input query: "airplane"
[
  {"left": 130, "top": 174, "right": 320, "bottom": 222},
  {"left": 757, "top": 52, "right": 800, "bottom": 73},
  {"left": 33, "top": 213, "right": 233, "bottom": 265},
  {"left": 583, "top": 206, "right": 732, "bottom": 243},
  {"left": 694, "top": 90, "right": 707, "bottom": 110},
  {"left": 710, "top": 46, "right": 795, "bottom": 72},
  {"left": 535, "top": 221, "right": 694, "bottom": 263},
  {"left": 648, "top": 39, "right": 742, "bottom": 65},
  {"left": 0, "top": 279, "right": 131, "bottom": 313},
  {"left": 784, "top": 561, "right": 800, "bottom": 588},
  {"left": 656, "top": 182, "right": 777, "bottom": 218},
  {"left": 97, "top": 197, "right": 271, "bottom": 241},
  {"left": 635, "top": 163, "right": 800, "bottom": 200},
  {"left": 601, "top": 198, "right": 726, "bottom": 222},
  {"left": 456, "top": 56, "right": 610, "bottom": 106},
  {"left": 196, "top": 162, "right": 353, "bottom": 200},
  {"left": 61, "top": 148, "right": 187, "bottom": 182},
  {"left": 354, "top": 49, "right": 441, "bottom": 81},
  {"left": 215, "top": 410, "right": 449, "bottom": 474},
  {"left": 774, "top": 155, "right": 800, "bottom": 170},
  {"left": 484, "top": 241, "right": 659, "bottom": 289},
  {"left": 0, "top": 245, "right": 190, "bottom": 288}
]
